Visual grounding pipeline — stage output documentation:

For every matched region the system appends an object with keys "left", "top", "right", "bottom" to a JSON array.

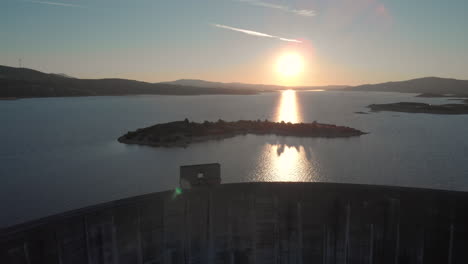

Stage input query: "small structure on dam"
[
  {"left": 2, "top": 182, "right": 468, "bottom": 264},
  {"left": 179, "top": 163, "right": 221, "bottom": 189}
]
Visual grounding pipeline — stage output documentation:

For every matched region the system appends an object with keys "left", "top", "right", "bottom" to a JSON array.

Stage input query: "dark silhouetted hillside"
[
  {"left": 162, "top": 79, "right": 284, "bottom": 91},
  {"left": 51, "top": 73, "right": 75, "bottom": 78},
  {"left": 0, "top": 66, "right": 257, "bottom": 98},
  {"left": 163, "top": 79, "right": 348, "bottom": 91},
  {"left": 349, "top": 77, "right": 468, "bottom": 95}
]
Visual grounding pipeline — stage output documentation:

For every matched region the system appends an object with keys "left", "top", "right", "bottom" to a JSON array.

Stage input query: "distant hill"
[
  {"left": 163, "top": 79, "right": 348, "bottom": 91},
  {"left": 348, "top": 77, "right": 468, "bottom": 95},
  {"left": 51, "top": 73, "right": 75, "bottom": 78},
  {"left": 4, "top": 66, "right": 466, "bottom": 99},
  {"left": 294, "top": 85, "right": 349, "bottom": 90},
  {"left": 0, "top": 66, "right": 257, "bottom": 98},
  {"left": 161, "top": 79, "right": 284, "bottom": 91}
]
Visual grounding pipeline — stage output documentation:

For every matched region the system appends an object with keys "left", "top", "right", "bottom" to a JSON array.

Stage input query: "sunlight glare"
[{"left": 276, "top": 53, "right": 304, "bottom": 78}]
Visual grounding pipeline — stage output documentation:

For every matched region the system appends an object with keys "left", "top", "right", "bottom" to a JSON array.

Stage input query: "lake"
[{"left": 1, "top": 90, "right": 468, "bottom": 227}]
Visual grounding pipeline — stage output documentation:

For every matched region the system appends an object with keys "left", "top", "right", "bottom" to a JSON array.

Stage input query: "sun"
[{"left": 275, "top": 52, "right": 304, "bottom": 78}]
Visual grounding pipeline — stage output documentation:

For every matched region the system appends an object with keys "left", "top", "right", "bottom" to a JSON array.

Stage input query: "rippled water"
[{"left": 1, "top": 90, "right": 468, "bottom": 227}]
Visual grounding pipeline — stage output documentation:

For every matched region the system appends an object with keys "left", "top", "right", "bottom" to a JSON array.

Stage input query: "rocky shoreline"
[{"left": 118, "top": 119, "right": 367, "bottom": 148}]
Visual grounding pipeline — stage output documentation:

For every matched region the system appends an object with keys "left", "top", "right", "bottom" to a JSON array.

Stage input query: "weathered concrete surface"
[{"left": 2, "top": 182, "right": 468, "bottom": 264}]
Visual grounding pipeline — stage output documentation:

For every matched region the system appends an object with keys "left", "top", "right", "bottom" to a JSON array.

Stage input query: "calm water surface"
[{"left": 1, "top": 91, "right": 468, "bottom": 227}]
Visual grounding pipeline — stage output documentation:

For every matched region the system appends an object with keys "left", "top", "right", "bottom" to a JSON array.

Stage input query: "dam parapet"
[{"left": 2, "top": 182, "right": 468, "bottom": 264}]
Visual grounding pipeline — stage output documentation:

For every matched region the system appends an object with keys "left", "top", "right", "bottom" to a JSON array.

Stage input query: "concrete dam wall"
[{"left": 2, "top": 182, "right": 468, "bottom": 264}]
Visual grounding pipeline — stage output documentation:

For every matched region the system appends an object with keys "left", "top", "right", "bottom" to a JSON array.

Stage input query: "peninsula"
[
  {"left": 118, "top": 119, "right": 366, "bottom": 147},
  {"left": 368, "top": 102, "right": 468, "bottom": 114}
]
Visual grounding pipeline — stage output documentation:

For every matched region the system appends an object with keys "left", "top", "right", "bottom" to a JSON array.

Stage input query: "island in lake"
[
  {"left": 415, "top": 93, "right": 468, "bottom": 98},
  {"left": 368, "top": 102, "right": 468, "bottom": 115},
  {"left": 118, "top": 119, "right": 366, "bottom": 147}
]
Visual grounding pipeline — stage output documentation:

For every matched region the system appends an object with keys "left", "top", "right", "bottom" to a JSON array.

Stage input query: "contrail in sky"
[
  {"left": 24, "top": 1, "right": 85, "bottom": 8},
  {"left": 238, "top": 0, "right": 315, "bottom": 17},
  {"left": 213, "top": 24, "right": 302, "bottom": 43}
]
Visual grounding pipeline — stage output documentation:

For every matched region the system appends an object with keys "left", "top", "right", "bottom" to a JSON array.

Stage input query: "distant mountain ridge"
[
  {"left": 162, "top": 79, "right": 348, "bottom": 91},
  {"left": 349, "top": 77, "right": 468, "bottom": 95},
  {"left": 2, "top": 65, "right": 468, "bottom": 98},
  {"left": 51, "top": 73, "right": 75, "bottom": 78},
  {"left": 161, "top": 79, "right": 284, "bottom": 91},
  {"left": 0, "top": 66, "right": 258, "bottom": 98}
]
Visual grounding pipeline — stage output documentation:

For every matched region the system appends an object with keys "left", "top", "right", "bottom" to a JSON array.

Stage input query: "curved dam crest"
[{"left": 2, "top": 182, "right": 468, "bottom": 264}]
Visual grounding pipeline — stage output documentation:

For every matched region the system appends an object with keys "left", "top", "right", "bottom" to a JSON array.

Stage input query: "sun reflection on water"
[
  {"left": 276, "top": 89, "right": 301, "bottom": 123},
  {"left": 252, "top": 90, "right": 318, "bottom": 182}
]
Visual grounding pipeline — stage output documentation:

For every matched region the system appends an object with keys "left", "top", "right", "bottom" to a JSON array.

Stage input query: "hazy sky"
[{"left": 2, "top": 0, "right": 468, "bottom": 85}]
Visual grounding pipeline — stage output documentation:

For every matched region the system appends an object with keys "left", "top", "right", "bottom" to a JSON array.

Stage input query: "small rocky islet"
[
  {"left": 118, "top": 119, "right": 367, "bottom": 148},
  {"left": 368, "top": 102, "right": 468, "bottom": 115}
]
